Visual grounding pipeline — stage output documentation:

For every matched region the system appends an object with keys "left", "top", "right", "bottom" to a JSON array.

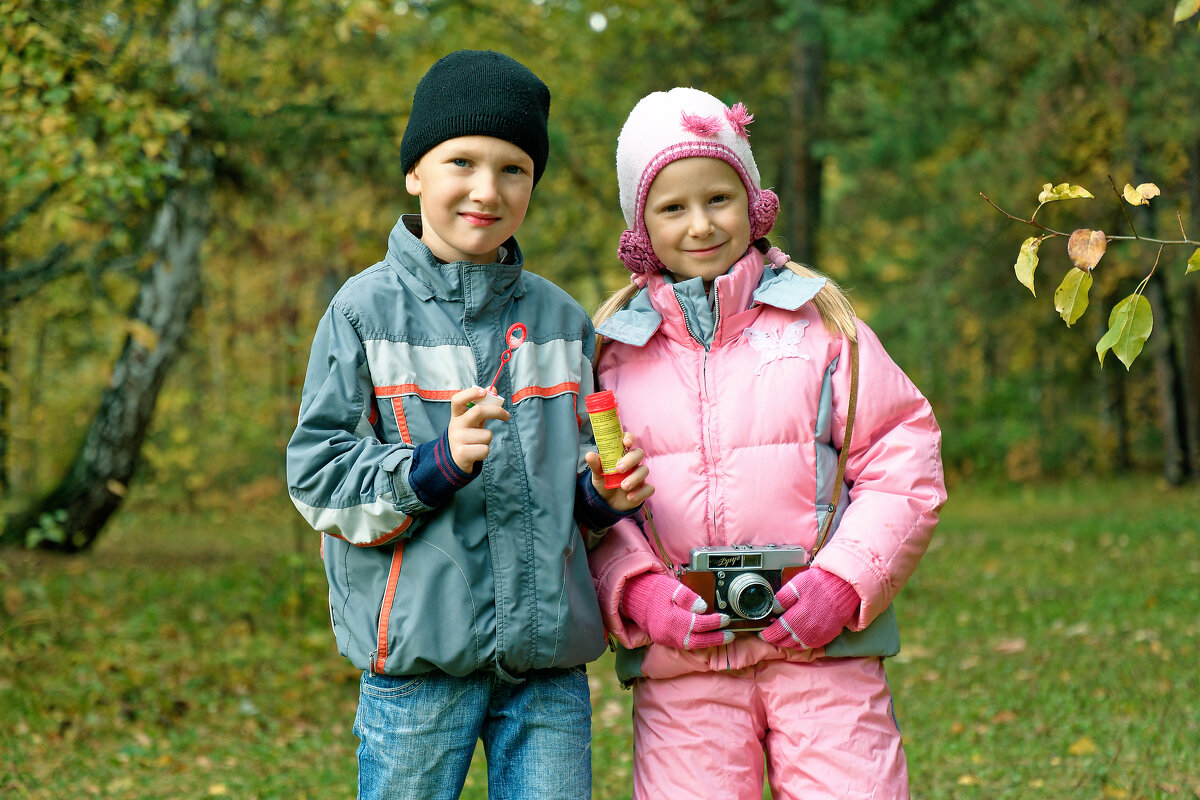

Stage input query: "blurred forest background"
[{"left": 2, "top": 0, "right": 1200, "bottom": 550}]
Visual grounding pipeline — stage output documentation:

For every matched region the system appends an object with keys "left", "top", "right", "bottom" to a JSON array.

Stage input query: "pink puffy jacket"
[{"left": 588, "top": 249, "right": 946, "bottom": 680}]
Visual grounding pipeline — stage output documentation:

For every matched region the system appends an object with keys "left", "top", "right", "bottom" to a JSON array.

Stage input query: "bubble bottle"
[{"left": 585, "top": 391, "right": 631, "bottom": 488}]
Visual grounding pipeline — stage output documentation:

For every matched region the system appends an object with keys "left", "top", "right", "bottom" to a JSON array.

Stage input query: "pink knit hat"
[{"left": 616, "top": 87, "right": 779, "bottom": 274}]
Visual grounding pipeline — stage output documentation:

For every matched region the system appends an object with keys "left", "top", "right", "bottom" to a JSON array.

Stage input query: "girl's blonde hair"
[{"left": 593, "top": 241, "right": 857, "bottom": 359}]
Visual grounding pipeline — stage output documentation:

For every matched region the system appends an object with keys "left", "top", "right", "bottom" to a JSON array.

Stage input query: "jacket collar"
[
  {"left": 597, "top": 248, "right": 828, "bottom": 347},
  {"left": 384, "top": 214, "right": 527, "bottom": 302}
]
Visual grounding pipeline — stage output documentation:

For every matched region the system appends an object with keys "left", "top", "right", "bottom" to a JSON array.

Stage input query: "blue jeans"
[{"left": 354, "top": 666, "right": 592, "bottom": 800}]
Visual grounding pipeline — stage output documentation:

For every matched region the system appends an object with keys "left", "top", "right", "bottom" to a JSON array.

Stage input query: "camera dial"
[{"left": 726, "top": 573, "right": 775, "bottom": 620}]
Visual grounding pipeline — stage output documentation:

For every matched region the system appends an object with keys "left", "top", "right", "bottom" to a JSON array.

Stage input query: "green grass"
[{"left": 2, "top": 477, "right": 1197, "bottom": 799}]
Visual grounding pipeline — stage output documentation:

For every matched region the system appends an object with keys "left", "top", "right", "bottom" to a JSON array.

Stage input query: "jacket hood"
[{"left": 384, "top": 214, "right": 527, "bottom": 303}]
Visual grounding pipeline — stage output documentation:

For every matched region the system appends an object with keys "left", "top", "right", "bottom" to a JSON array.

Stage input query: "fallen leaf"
[
  {"left": 1069, "top": 736, "right": 1098, "bottom": 756},
  {"left": 992, "top": 637, "right": 1027, "bottom": 654}
]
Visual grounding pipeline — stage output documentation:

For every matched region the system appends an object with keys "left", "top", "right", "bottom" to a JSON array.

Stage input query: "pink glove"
[
  {"left": 620, "top": 572, "right": 732, "bottom": 650},
  {"left": 760, "top": 567, "right": 859, "bottom": 649}
]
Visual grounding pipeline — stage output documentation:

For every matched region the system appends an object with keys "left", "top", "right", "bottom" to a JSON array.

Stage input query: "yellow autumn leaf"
[
  {"left": 1068, "top": 736, "right": 1098, "bottom": 756},
  {"left": 1174, "top": 0, "right": 1200, "bottom": 23},
  {"left": 126, "top": 320, "right": 160, "bottom": 351},
  {"left": 1121, "top": 182, "right": 1160, "bottom": 206},
  {"left": 1037, "top": 182, "right": 1094, "bottom": 204},
  {"left": 1187, "top": 248, "right": 1200, "bottom": 275},
  {"left": 1055, "top": 269, "right": 1093, "bottom": 327},
  {"left": 1014, "top": 237, "right": 1041, "bottom": 296}
]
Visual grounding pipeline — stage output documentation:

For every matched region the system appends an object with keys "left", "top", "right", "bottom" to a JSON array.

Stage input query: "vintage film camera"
[{"left": 678, "top": 544, "right": 810, "bottom": 632}]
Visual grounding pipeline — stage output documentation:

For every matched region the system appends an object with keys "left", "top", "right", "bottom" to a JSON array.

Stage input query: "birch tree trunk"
[{"left": 2, "top": 0, "right": 216, "bottom": 550}]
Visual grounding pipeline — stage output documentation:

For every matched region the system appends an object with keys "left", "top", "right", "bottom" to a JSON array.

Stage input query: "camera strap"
[
  {"left": 640, "top": 505, "right": 677, "bottom": 574},
  {"left": 809, "top": 335, "right": 859, "bottom": 563}
]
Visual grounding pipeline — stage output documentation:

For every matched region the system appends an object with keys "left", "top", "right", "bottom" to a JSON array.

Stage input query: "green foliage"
[
  {"left": 2, "top": 479, "right": 1197, "bottom": 797},
  {"left": 5, "top": 0, "right": 1200, "bottom": 518}
]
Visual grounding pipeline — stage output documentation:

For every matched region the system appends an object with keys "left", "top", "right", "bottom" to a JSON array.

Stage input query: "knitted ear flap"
[
  {"left": 618, "top": 228, "right": 665, "bottom": 275},
  {"left": 749, "top": 188, "right": 780, "bottom": 241}
]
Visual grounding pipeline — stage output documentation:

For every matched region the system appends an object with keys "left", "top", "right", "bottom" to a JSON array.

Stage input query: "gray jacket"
[{"left": 287, "top": 216, "right": 606, "bottom": 679}]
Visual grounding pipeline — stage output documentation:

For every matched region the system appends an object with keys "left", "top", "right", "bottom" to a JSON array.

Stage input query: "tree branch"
[
  {"left": 0, "top": 182, "right": 63, "bottom": 239},
  {"left": 980, "top": 192, "right": 1200, "bottom": 247}
]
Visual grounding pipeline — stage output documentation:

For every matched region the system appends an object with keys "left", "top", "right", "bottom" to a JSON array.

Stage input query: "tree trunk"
[
  {"left": 0, "top": 209, "right": 9, "bottom": 497},
  {"left": 782, "top": 0, "right": 824, "bottom": 265},
  {"left": 1185, "top": 136, "right": 1200, "bottom": 477},
  {"left": 1, "top": 0, "right": 216, "bottom": 551},
  {"left": 1146, "top": 272, "right": 1192, "bottom": 486},
  {"left": 1130, "top": 150, "right": 1193, "bottom": 486}
]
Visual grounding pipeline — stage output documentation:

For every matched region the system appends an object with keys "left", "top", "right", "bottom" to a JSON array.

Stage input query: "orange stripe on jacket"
[{"left": 374, "top": 543, "right": 405, "bottom": 672}]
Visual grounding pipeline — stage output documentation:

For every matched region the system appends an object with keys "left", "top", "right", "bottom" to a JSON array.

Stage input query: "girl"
[{"left": 588, "top": 87, "right": 946, "bottom": 799}]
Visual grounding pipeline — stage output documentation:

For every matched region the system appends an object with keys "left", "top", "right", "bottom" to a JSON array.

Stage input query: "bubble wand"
[{"left": 474, "top": 322, "right": 527, "bottom": 406}]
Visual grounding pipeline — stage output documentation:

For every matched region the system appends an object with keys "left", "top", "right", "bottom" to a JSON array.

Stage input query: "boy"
[{"left": 286, "top": 50, "right": 651, "bottom": 800}]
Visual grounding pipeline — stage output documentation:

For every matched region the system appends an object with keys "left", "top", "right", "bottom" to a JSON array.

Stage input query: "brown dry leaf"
[
  {"left": 992, "top": 709, "right": 1018, "bottom": 724},
  {"left": 1067, "top": 229, "right": 1107, "bottom": 271}
]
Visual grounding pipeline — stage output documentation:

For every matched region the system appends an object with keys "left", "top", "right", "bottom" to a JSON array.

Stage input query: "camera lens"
[{"left": 727, "top": 573, "right": 774, "bottom": 620}]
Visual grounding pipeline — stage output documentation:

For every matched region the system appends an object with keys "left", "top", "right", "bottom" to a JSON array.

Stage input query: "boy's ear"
[{"left": 405, "top": 167, "right": 421, "bottom": 197}]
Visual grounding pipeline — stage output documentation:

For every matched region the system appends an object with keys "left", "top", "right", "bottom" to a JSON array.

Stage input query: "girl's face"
[{"left": 643, "top": 157, "right": 751, "bottom": 287}]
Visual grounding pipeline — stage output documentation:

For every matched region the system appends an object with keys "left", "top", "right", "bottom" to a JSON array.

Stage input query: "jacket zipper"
[
  {"left": 708, "top": 290, "right": 721, "bottom": 542},
  {"left": 674, "top": 289, "right": 722, "bottom": 546}
]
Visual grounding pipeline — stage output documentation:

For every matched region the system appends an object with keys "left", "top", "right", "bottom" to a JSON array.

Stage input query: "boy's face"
[
  {"left": 643, "top": 157, "right": 751, "bottom": 288},
  {"left": 405, "top": 136, "right": 535, "bottom": 264}
]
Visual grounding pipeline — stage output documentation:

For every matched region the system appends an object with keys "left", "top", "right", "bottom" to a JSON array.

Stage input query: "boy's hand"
[
  {"left": 448, "top": 387, "right": 511, "bottom": 472},
  {"left": 584, "top": 432, "right": 653, "bottom": 512}
]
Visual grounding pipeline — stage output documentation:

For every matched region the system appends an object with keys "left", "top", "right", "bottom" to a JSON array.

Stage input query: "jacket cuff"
[
  {"left": 574, "top": 470, "right": 639, "bottom": 532},
  {"left": 408, "top": 429, "right": 479, "bottom": 508}
]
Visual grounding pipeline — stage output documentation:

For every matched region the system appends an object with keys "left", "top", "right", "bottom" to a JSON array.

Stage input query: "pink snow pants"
[{"left": 631, "top": 657, "right": 908, "bottom": 800}]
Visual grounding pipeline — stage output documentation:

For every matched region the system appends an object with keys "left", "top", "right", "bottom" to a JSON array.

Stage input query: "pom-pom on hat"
[
  {"left": 400, "top": 50, "right": 551, "bottom": 185},
  {"left": 616, "top": 87, "right": 779, "bottom": 274}
]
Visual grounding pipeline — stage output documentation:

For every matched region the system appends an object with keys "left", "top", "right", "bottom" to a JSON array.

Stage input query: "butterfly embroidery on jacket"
[{"left": 742, "top": 320, "right": 811, "bottom": 375}]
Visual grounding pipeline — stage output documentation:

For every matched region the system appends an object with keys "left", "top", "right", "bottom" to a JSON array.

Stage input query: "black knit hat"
[{"left": 400, "top": 50, "right": 551, "bottom": 185}]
